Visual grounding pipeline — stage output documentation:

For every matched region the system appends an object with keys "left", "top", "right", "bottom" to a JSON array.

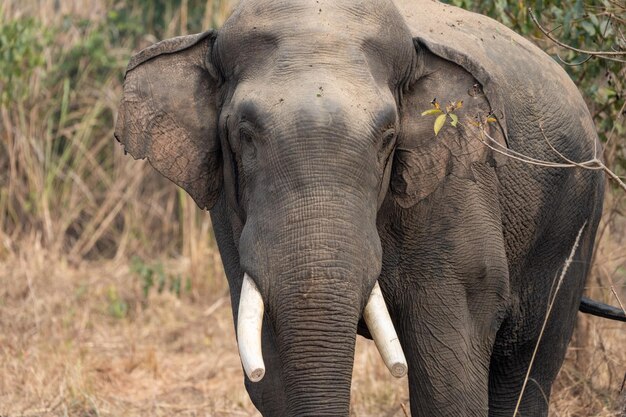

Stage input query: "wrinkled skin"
[{"left": 115, "top": 1, "right": 604, "bottom": 416}]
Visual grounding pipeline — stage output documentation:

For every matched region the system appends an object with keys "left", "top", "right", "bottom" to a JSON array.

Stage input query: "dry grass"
[
  {"left": 554, "top": 195, "right": 626, "bottom": 417},
  {"left": 1, "top": 0, "right": 625, "bottom": 415},
  {"left": 0, "top": 245, "right": 410, "bottom": 417}
]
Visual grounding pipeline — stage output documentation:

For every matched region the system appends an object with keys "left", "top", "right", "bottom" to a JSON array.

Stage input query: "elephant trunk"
[
  {"left": 236, "top": 145, "right": 405, "bottom": 413},
  {"left": 273, "top": 277, "right": 360, "bottom": 416}
]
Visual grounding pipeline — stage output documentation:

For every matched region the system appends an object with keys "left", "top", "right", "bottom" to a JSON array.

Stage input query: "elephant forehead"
[
  {"left": 217, "top": 0, "right": 414, "bottom": 81},
  {"left": 229, "top": 0, "right": 403, "bottom": 30}
]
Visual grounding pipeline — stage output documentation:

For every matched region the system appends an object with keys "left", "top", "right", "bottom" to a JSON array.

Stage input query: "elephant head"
[{"left": 115, "top": 0, "right": 495, "bottom": 414}]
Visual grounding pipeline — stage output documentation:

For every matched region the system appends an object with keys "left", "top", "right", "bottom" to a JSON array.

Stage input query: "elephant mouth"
[{"left": 236, "top": 273, "right": 407, "bottom": 382}]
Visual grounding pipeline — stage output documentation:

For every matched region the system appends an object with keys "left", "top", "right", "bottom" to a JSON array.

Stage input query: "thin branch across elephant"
[{"left": 115, "top": 1, "right": 623, "bottom": 416}]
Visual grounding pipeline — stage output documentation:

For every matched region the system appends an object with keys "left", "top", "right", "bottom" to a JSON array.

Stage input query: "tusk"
[
  {"left": 236, "top": 273, "right": 266, "bottom": 382},
  {"left": 363, "top": 282, "right": 408, "bottom": 378}
]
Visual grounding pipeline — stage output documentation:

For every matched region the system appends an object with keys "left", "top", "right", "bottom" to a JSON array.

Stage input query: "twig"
[
  {"left": 400, "top": 403, "right": 410, "bottom": 417},
  {"left": 512, "top": 222, "right": 587, "bottom": 417},
  {"left": 610, "top": 286, "right": 626, "bottom": 316},
  {"left": 556, "top": 52, "right": 593, "bottom": 66},
  {"left": 539, "top": 123, "right": 626, "bottom": 192},
  {"left": 529, "top": 8, "right": 626, "bottom": 63},
  {"left": 471, "top": 121, "right": 626, "bottom": 194},
  {"left": 600, "top": 163, "right": 626, "bottom": 193},
  {"left": 203, "top": 295, "right": 228, "bottom": 317},
  {"left": 539, "top": 124, "right": 597, "bottom": 167},
  {"left": 477, "top": 129, "right": 582, "bottom": 168}
]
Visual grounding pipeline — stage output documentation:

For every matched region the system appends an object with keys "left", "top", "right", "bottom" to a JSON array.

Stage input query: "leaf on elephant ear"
[
  {"left": 449, "top": 113, "right": 459, "bottom": 127},
  {"left": 434, "top": 113, "right": 447, "bottom": 135},
  {"left": 421, "top": 108, "right": 443, "bottom": 116}
]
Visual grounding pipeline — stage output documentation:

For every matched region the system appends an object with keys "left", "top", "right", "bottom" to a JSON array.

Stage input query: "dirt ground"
[{"left": 1, "top": 235, "right": 624, "bottom": 417}]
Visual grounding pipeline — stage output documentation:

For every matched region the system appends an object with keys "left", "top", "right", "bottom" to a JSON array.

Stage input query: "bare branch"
[
  {"left": 539, "top": 124, "right": 597, "bottom": 168},
  {"left": 611, "top": 286, "right": 626, "bottom": 316},
  {"left": 476, "top": 124, "right": 597, "bottom": 168},
  {"left": 601, "top": 164, "right": 626, "bottom": 193},
  {"left": 538, "top": 124, "right": 626, "bottom": 192},
  {"left": 556, "top": 52, "right": 593, "bottom": 66},
  {"left": 463, "top": 119, "right": 626, "bottom": 194},
  {"left": 529, "top": 8, "right": 626, "bottom": 63}
]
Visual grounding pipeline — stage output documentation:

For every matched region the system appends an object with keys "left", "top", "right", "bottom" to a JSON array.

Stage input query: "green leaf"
[
  {"left": 449, "top": 113, "right": 459, "bottom": 127},
  {"left": 434, "top": 114, "right": 447, "bottom": 136},
  {"left": 421, "top": 108, "right": 443, "bottom": 116}
]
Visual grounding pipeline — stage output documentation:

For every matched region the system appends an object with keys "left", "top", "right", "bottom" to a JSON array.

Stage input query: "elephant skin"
[{"left": 115, "top": 1, "right": 605, "bottom": 416}]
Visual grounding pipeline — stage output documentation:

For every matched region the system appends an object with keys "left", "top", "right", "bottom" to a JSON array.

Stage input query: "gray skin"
[{"left": 115, "top": 1, "right": 604, "bottom": 416}]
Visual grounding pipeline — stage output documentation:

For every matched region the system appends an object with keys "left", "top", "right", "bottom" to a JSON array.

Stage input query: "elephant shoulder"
[{"left": 394, "top": 0, "right": 593, "bottom": 150}]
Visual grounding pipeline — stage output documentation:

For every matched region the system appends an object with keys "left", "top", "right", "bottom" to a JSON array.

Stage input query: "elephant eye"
[
  {"left": 240, "top": 128, "right": 254, "bottom": 145},
  {"left": 381, "top": 128, "right": 396, "bottom": 149},
  {"left": 238, "top": 127, "right": 258, "bottom": 159}
]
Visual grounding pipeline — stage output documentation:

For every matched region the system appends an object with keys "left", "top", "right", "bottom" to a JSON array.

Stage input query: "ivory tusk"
[
  {"left": 237, "top": 273, "right": 266, "bottom": 382},
  {"left": 363, "top": 282, "right": 408, "bottom": 378}
]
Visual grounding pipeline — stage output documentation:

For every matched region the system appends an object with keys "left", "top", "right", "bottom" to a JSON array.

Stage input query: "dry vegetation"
[{"left": 0, "top": 0, "right": 624, "bottom": 416}]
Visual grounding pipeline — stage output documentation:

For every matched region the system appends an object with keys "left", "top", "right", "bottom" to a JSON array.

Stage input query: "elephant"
[{"left": 114, "top": 0, "right": 624, "bottom": 416}]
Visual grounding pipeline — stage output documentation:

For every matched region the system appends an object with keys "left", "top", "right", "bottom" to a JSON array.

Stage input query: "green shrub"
[{"left": 0, "top": 16, "right": 49, "bottom": 105}]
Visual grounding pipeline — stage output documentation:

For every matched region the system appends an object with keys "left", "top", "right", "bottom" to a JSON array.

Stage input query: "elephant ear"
[
  {"left": 390, "top": 40, "right": 507, "bottom": 208},
  {"left": 115, "top": 30, "right": 222, "bottom": 210}
]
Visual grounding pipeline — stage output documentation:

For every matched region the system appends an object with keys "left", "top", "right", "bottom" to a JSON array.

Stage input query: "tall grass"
[{"left": 0, "top": 0, "right": 234, "bottom": 268}]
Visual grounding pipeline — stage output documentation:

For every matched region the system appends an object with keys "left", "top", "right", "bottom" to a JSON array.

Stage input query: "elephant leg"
[
  {"left": 488, "top": 227, "right": 595, "bottom": 417},
  {"left": 396, "top": 287, "right": 501, "bottom": 417},
  {"left": 381, "top": 166, "right": 509, "bottom": 416},
  {"left": 243, "top": 316, "right": 287, "bottom": 417}
]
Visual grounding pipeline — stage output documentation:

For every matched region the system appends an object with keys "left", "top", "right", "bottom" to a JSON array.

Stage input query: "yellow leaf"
[
  {"left": 434, "top": 114, "right": 447, "bottom": 136},
  {"left": 449, "top": 113, "right": 459, "bottom": 127},
  {"left": 421, "top": 108, "right": 444, "bottom": 116},
  {"left": 486, "top": 116, "right": 497, "bottom": 123},
  {"left": 455, "top": 100, "right": 464, "bottom": 109}
]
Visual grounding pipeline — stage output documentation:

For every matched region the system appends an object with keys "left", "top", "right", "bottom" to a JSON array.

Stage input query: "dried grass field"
[{"left": 1, "top": 1, "right": 625, "bottom": 416}]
